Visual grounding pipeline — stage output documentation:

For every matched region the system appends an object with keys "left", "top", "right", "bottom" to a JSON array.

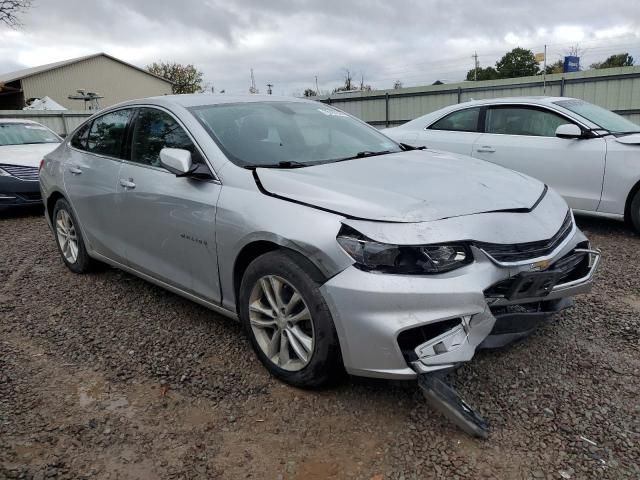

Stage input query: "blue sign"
[{"left": 563, "top": 56, "right": 580, "bottom": 73}]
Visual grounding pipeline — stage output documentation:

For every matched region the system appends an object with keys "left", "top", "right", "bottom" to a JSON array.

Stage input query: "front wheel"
[
  {"left": 630, "top": 190, "right": 640, "bottom": 233},
  {"left": 52, "top": 198, "right": 96, "bottom": 273},
  {"left": 238, "top": 250, "right": 342, "bottom": 388}
]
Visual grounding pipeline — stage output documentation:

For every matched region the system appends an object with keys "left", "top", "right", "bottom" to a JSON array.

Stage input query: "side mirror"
[
  {"left": 555, "top": 124, "right": 583, "bottom": 139},
  {"left": 160, "top": 148, "right": 194, "bottom": 176}
]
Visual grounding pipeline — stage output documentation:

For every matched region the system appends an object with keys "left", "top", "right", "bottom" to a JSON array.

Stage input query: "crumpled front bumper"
[{"left": 320, "top": 231, "right": 600, "bottom": 380}]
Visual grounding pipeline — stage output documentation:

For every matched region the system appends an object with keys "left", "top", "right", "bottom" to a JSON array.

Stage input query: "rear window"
[
  {"left": 429, "top": 108, "right": 480, "bottom": 132},
  {"left": 0, "top": 123, "right": 60, "bottom": 146}
]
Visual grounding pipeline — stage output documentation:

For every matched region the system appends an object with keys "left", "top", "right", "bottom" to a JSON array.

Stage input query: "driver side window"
[
  {"left": 486, "top": 107, "right": 570, "bottom": 137},
  {"left": 130, "top": 108, "right": 204, "bottom": 168}
]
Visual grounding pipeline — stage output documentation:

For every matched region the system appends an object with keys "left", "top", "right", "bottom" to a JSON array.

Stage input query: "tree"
[
  {"left": 495, "top": 47, "right": 540, "bottom": 78},
  {"left": 0, "top": 0, "right": 32, "bottom": 27},
  {"left": 543, "top": 60, "right": 564, "bottom": 74},
  {"left": 303, "top": 88, "right": 317, "bottom": 97},
  {"left": 590, "top": 53, "right": 634, "bottom": 70},
  {"left": 393, "top": 80, "right": 403, "bottom": 89},
  {"left": 333, "top": 69, "right": 355, "bottom": 93},
  {"left": 147, "top": 61, "right": 204, "bottom": 94},
  {"left": 465, "top": 66, "right": 499, "bottom": 81}
]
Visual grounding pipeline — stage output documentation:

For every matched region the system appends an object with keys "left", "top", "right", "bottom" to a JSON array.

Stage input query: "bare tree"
[
  {"left": 0, "top": 0, "right": 32, "bottom": 27},
  {"left": 147, "top": 61, "right": 204, "bottom": 94}
]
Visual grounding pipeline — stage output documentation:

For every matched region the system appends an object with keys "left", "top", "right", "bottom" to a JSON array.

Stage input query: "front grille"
[
  {"left": 476, "top": 211, "right": 573, "bottom": 263},
  {"left": 0, "top": 163, "right": 39, "bottom": 181},
  {"left": 484, "top": 242, "right": 590, "bottom": 298}
]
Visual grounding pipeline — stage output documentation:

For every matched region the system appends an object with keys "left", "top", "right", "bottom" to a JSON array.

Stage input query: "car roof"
[
  {"left": 0, "top": 118, "right": 43, "bottom": 125},
  {"left": 455, "top": 96, "right": 573, "bottom": 107},
  {"left": 113, "top": 94, "right": 314, "bottom": 110}
]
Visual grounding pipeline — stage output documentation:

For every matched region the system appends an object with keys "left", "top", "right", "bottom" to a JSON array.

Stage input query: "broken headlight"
[{"left": 336, "top": 225, "right": 472, "bottom": 274}]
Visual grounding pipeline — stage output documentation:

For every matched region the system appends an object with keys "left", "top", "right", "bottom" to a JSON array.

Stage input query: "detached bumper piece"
[{"left": 418, "top": 373, "right": 489, "bottom": 438}]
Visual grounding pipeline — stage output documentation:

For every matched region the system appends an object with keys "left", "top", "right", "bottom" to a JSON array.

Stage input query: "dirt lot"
[{"left": 1, "top": 210, "right": 638, "bottom": 480}]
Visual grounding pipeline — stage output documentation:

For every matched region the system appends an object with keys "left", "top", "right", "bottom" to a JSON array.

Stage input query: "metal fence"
[
  {"left": 0, "top": 110, "right": 92, "bottom": 136},
  {"left": 318, "top": 66, "right": 640, "bottom": 128}
]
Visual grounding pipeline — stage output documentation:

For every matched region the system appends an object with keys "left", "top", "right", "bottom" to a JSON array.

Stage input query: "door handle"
[
  {"left": 119, "top": 178, "right": 136, "bottom": 189},
  {"left": 68, "top": 166, "right": 82, "bottom": 175},
  {"left": 476, "top": 146, "right": 496, "bottom": 153}
]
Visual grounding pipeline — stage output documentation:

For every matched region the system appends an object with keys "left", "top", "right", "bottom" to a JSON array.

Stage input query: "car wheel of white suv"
[
  {"left": 630, "top": 191, "right": 640, "bottom": 234},
  {"left": 53, "top": 198, "right": 96, "bottom": 273},
  {"left": 239, "top": 250, "right": 342, "bottom": 387}
]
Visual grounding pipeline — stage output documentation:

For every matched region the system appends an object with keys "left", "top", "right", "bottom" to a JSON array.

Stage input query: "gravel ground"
[{"left": 0, "top": 209, "right": 638, "bottom": 480}]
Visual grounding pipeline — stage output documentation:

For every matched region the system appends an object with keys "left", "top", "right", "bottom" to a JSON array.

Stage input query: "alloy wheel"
[
  {"left": 55, "top": 209, "right": 79, "bottom": 264},
  {"left": 249, "top": 275, "right": 315, "bottom": 371}
]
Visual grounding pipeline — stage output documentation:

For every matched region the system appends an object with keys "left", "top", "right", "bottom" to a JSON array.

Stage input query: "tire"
[
  {"left": 238, "top": 250, "right": 342, "bottom": 388},
  {"left": 52, "top": 198, "right": 96, "bottom": 273},
  {"left": 630, "top": 190, "right": 640, "bottom": 234}
]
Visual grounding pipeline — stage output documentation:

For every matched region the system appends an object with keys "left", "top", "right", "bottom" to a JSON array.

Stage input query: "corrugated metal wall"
[
  {"left": 0, "top": 111, "right": 91, "bottom": 136},
  {"left": 319, "top": 66, "right": 640, "bottom": 127},
  {"left": 21, "top": 55, "right": 172, "bottom": 110}
]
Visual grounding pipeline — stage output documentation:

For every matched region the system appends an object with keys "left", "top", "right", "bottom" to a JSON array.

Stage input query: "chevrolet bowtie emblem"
[{"left": 531, "top": 259, "right": 551, "bottom": 271}]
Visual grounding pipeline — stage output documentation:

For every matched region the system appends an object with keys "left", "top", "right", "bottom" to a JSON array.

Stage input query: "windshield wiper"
[
  {"left": 399, "top": 142, "right": 427, "bottom": 151},
  {"left": 329, "top": 150, "right": 394, "bottom": 163},
  {"left": 244, "top": 160, "right": 308, "bottom": 169}
]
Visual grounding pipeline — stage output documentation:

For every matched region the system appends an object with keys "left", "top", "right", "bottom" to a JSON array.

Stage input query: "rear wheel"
[
  {"left": 52, "top": 198, "right": 95, "bottom": 273},
  {"left": 239, "top": 250, "right": 342, "bottom": 388},
  {"left": 630, "top": 191, "right": 640, "bottom": 233}
]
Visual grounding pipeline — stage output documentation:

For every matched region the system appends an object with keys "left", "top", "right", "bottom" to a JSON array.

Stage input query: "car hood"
[
  {"left": 0, "top": 143, "right": 60, "bottom": 167},
  {"left": 614, "top": 133, "right": 640, "bottom": 145},
  {"left": 256, "top": 150, "right": 546, "bottom": 223}
]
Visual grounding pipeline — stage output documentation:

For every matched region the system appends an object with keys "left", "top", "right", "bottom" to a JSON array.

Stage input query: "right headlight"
[
  {"left": 0, "top": 167, "right": 12, "bottom": 177},
  {"left": 336, "top": 225, "right": 473, "bottom": 274}
]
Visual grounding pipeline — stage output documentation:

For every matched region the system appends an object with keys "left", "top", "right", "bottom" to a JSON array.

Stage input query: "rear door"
[
  {"left": 117, "top": 106, "right": 222, "bottom": 302},
  {"left": 471, "top": 105, "right": 606, "bottom": 211},
  {"left": 63, "top": 109, "right": 132, "bottom": 263},
  {"left": 416, "top": 106, "right": 483, "bottom": 155}
]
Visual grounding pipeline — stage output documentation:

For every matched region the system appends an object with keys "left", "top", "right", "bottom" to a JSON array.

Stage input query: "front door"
[
  {"left": 63, "top": 109, "right": 132, "bottom": 263},
  {"left": 117, "top": 107, "right": 222, "bottom": 303},
  {"left": 472, "top": 105, "right": 606, "bottom": 211}
]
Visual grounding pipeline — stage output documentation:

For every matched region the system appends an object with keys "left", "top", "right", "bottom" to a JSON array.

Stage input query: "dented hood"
[{"left": 256, "top": 149, "right": 545, "bottom": 222}]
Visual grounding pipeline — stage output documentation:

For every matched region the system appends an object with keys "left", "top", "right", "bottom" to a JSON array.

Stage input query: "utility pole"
[
  {"left": 472, "top": 52, "right": 479, "bottom": 81},
  {"left": 315, "top": 75, "right": 319, "bottom": 95},
  {"left": 249, "top": 68, "right": 259, "bottom": 94},
  {"left": 266, "top": 83, "right": 273, "bottom": 95},
  {"left": 543, "top": 44, "right": 547, "bottom": 95}
]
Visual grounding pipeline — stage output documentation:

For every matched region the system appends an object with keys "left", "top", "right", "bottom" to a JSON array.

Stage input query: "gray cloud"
[{"left": 0, "top": 0, "right": 639, "bottom": 95}]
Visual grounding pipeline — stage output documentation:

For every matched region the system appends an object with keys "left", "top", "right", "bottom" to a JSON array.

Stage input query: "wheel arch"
[
  {"left": 232, "top": 240, "right": 329, "bottom": 314},
  {"left": 45, "top": 190, "right": 67, "bottom": 224},
  {"left": 624, "top": 178, "right": 640, "bottom": 224}
]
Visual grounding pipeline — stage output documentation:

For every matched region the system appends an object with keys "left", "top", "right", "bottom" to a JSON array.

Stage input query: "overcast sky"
[{"left": 1, "top": 0, "right": 639, "bottom": 95}]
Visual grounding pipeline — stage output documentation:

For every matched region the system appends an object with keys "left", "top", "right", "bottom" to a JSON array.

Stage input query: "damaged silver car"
[{"left": 40, "top": 95, "right": 599, "bottom": 436}]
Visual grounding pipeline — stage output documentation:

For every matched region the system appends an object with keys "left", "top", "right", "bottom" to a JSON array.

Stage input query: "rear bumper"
[
  {"left": 0, "top": 176, "right": 42, "bottom": 207},
  {"left": 320, "top": 233, "right": 599, "bottom": 380}
]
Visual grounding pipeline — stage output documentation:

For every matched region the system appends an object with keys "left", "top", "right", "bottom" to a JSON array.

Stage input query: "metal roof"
[{"left": 0, "top": 53, "right": 173, "bottom": 85}]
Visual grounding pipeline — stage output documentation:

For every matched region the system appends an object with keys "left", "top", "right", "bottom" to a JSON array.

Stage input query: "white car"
[
  {"left": 0, "top": 119, "right": 61, "bottom": 208},
  {"left": 384, "top": 97, "right": 640, "bottom": 232}
]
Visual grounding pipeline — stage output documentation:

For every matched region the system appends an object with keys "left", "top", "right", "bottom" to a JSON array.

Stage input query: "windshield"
[
  {"left": 189, "top": 101, "right": 400, "bottom": 167},
  {"left": 0, "top": 122, "right": 61, "bottom": 146},
  {"left": 554, "top": 99, "right": 640, "bottom": 134}
]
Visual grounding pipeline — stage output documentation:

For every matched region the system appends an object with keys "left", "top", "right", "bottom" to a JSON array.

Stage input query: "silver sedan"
[{"left": 39, "top": 95, "right": 599, "bottom": 436}]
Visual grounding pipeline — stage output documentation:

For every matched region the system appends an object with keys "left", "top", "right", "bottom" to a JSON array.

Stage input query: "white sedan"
[
  {"left": 0, "top": 119, "right": 61, "bottom": 209},
  {"left": 384, "top": 97, "right": 640, "bottom": 232}
]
